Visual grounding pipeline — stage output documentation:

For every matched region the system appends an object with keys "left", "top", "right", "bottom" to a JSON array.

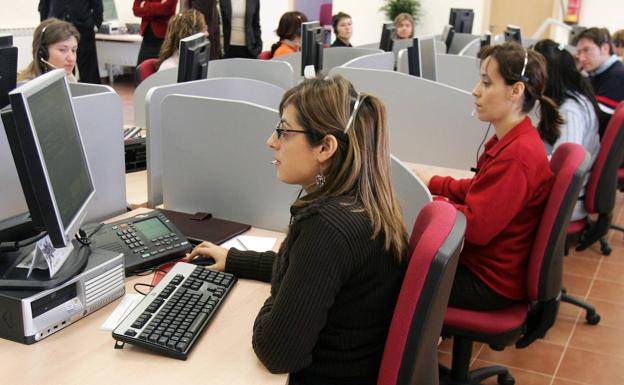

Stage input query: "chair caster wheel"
[
  {"left": 497, "top": 373, "right": 515, "bottom": 385},
  {"left": 586, "top": 312, "right": 601, "bottom": 325}
]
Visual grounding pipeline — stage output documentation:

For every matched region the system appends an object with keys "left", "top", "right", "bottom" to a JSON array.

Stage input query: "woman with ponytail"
[
  {"left": 416, "top": 42, "right": 561, "bottom": 310},
  {"left": 534, "top": 39, "right": 600, "bottom": 220},
  {"left": 187, "top": 76, "right": 408, "bottom": 384},
  {"left": 271, "top": 11, "right": 307, "bottom": 58}
]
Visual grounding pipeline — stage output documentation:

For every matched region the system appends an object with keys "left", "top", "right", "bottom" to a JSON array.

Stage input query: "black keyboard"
[{"left": 112, "top": 262, "right": 236, "bottom": 360}]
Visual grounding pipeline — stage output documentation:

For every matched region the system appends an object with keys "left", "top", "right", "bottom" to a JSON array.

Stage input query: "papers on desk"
[
  {"left": 220, "top": 235, "right": 276, "bottom": 252},
  {"left": 101, "top": 294, "right": 143, "bottom": 331}
]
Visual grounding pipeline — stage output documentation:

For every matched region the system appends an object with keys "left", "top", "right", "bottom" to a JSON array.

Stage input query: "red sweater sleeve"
[
  {"left": 429, "top": 175, "right": 472, "bottom": 204},
  {"left": 437, "top": 160, "right": 530, "bottom": 246},
  {"left": 133, "top": 0, "right": 178, "bottom": 17}
]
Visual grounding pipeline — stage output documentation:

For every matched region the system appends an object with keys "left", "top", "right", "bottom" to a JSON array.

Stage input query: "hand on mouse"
[{"left": 185, "top": 241, "right": 228, "bottom": 271}]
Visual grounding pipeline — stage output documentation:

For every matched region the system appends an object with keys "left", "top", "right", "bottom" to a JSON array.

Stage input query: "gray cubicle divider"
[
  {"left": 357, "top": 42, "right": 380, "bottom": 49},
  {"left": 397, "top": 48, "right": 408, "bottom": 74},
  {"left": 146, "top": 77, "right": 285, "bottom": 207},
  {"left": 330, "top": 67, "right": 486, "bottom": 171},
  {"left": 0, "top": 89, "right": 126, "bottom": 224},
  {"left": 207, "top": 58, "right": 294, "bottom": 90},
  {"left": 69, "top": 82, "right": 114, "bottom": 97},
  {"left": 448, "top": 33, "right": 480, "bottom": 55},
  {"left": 457, "top": 38, "right": 480, "bottom": 57},
  {"left": 133, "top": 68, "right": 177, "bottom": 127},
  {"left": 390, "top": 155, "right": 432, "bottom": 231},
  {"left": 322, "top": 47, "right": 383, "bottom": 72},
  {"left": 436, "top": 54, "right": 479, "bottom": 93},
  {"left": 160, "top": 95, "right": 298, "bottom": 232},
  {"left": 340, "top": 52, "right": 394, "bottom": 70},
  {"left": 272, "top": 52, "right": 301, "bottom": 83}
]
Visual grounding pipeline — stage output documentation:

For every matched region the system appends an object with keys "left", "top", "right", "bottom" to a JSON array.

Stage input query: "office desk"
[
  {"left": 405, "top": 162, "right": 475, "bottom": 180},
  {"left": 0, "top": 208, "right": 287, "bottom": 385},
  {"left": 96, "top": 33, "right": 142, "bottom": 85}
]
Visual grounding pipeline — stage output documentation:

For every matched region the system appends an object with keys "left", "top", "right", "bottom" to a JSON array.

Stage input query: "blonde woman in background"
[{"left": 157, "top": 9, "right": 207, "bottom": 71}]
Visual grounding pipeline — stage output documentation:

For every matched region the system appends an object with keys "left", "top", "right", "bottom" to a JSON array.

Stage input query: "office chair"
[
  {"left": 562, "top": 102, "right": 624, "bottom": 325},
  {"left": 439, "top": 143, "right": 590, "bottom": 385},
  {"left": 136, "top": 58, "right": 160, "bottom": 83},
  {"left": 258, "top": 51, "right": 272, "bottom": 60},
  {"left": 378, "top": 201, "right": 466, "bottom": 385}
]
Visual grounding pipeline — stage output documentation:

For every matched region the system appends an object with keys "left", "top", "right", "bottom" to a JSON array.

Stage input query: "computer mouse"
[{"left": 188, "top": 256, "right": 216, "bottom": 266}]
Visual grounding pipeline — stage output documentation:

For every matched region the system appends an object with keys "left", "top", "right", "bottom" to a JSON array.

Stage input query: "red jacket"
[
  {"left": 429, "top": 117, "right": 553, "bottom": 300},
  {"left": 133, "top": 0, "right": 178, "bottom": 39}
]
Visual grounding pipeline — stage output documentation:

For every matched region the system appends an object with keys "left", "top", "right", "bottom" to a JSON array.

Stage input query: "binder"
[{"left": 156, "top": 208, "right": 251, "bottom": 245}]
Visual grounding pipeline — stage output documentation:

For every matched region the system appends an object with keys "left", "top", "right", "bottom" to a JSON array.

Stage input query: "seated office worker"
[
  {"left": 574, "top": 27, "right": 624, "bottom": 136},
  {"left": 18, "top": 18, "right": 80, "bottom": 83},
  {"left": 331, "top": 12, "right": 353, "bottom": 47},
  {"left": 188, "top": 76, "right": 408, "bottom": 385},
  {"left": 271, "top": 11, "right": 308, "bottom": 58},
  {"left": 133, "top": 0, "right": 178, "bottom": 65},
  {"left": 534, "top": 39, "right": 600, "bottom": 221},
  {"left": 393, "top": 12, "right": 414, "bottom": 40},
  {"left": 416, "top": 43, "right": 561, "bottom": 310},
  {"left": 157, "top": 9, "right": 208, "bottom": 72}
]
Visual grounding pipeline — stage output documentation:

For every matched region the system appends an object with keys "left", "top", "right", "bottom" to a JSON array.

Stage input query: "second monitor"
[
  {"left": 177, "top": 33, "right": 210, "bottom": 83},
  {"left": 301, "top": 21, "right": 324, "bottom": 76},
  {"left": 407, "top": 36, "right": 438, "bottom": 82}
]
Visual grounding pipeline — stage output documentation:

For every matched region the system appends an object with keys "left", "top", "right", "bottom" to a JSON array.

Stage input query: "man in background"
[{"left": 39, "top": 0, "right": 103, "bottom": 84}]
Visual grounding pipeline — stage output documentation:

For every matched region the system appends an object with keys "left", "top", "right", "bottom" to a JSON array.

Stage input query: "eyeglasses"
[{"left": 275, "top": 120, "right": 307, "bottom": 139}]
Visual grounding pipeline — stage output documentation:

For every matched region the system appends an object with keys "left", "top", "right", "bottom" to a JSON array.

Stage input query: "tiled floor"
[
  {"left": 107, "top": 75, "right": 624, "bottom": 385},
  {"left": 439, "top": 192, "right": 624, "bottom": 385}
]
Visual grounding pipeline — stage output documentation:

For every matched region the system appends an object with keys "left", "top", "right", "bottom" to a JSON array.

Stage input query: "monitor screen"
[
  {"left": 379, "top": 22, "right": 395, "bottom": 52},
  {"left": 0, "top": 34, "right": 17, "bottom": 109},
  {"left": 407, "top": 36, "right": 437, "bottom": 81},
  {"left": 504, "top": 25, "right": 522, "bottom": 45},
  {"left": 449, "top": 8, "right": 474, "bottom": 34},
  {"left": 5, "top": 70, "right": 94, "bottom": 247},
  {"left": 441, "top": 25, "right": 455, "bottom": 54},
  {"left": 301, "top": 21, "right": 324, "bottom": 76},
  {"left": 177, "top": 33, "right": 210, "bottom": 83}
]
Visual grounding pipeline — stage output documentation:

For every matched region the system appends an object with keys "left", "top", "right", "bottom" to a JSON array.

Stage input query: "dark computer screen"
[
  {"left": 301, "top": 21, "right": 324, "bottom": 76},
  {"left": 407, "top": 38, "right": 421, "bottom": 77},
  {"left": 480, "top": 33, "right": 492, "bottom": 52},
  {"left": 177, "top": 33, "right": 210, "bottom": 83},
  {"left": 441, "top": 25, "right": 455, "bottom": 54},
  {"left": 449, "top": 8, "right": 474, "bottom": 34},
  {"left": 379, "top": 22, "right": 395, "bottom": 52},
  {"left": 504, "top": 25, "right": 522, "bottom": 45},
  {"left": 5, "top": 70, "right": 94, "bottom": 247},
  {"left": 0, "top": 35, "right": 17, "bottom": 109}
]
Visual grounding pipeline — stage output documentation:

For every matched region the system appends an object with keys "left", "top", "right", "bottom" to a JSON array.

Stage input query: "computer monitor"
[
  {"left": 379, "top": 22, "right": 396, "bottom": 52},
  {"left": 449, "top": 8, "right": 474, "bottom": 34},
  {"left": 504, "top": 25, "right": 522, "bottom": 45},
  {"left": 441, "top": 25, "right": 455, "bottom": 54},
  {"left": 0, "top": 69, "right": 94, "bottom": 288},
  {"left": 407, "top": 36, "right": 438, "bottom": 81},
  {"left": 301, "top": 21, "right": 324, "bottom": 76},
  {"left": 480, "top": 32, "right": 492, "bottom": 52},
  {"left": 177, "top": 33, "right": 210, "bottom": 83},
  {"left": 569, "top": 25, "right": 585, "bottom": 45},
  {"left": 0, "top": 34, "right": 17, "bottom": 109}
]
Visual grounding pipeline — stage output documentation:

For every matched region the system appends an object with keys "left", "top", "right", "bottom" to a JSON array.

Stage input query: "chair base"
[
  {"left": 439, "top": 364, "right": 515, "bottom": 385},
  {"left": 561, "top": 290, "right": 601, "bottom": 325}
]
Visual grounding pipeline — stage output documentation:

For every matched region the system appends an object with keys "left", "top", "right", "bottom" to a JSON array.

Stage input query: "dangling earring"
[{"left": 315, "top": 166, "right": 326, "bottom": 188}]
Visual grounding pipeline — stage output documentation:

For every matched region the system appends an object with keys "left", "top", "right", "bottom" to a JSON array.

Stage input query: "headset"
[{"left": 37, "top": 26, "right": 49, "bottom": 62}]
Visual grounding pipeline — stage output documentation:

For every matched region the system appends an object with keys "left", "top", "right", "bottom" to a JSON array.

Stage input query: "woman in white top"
[
  {"left": 221, "top": 0, "right": 262, "bottom": 58},
  {"left": 534, "top": 39, "right": 600, "bottom": 220},
  {"left": 157, "top": 9, "right": 207, "bottom": 72}
]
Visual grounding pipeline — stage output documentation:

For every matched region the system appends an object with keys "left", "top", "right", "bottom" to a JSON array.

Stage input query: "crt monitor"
[
  {"left": 177, "top": 33, "right": 210, "bottom": 83},
  {"left": 449, "top": 8, "right": 474, "bottom": 34},
  {"left": 0, "top": 69, "right": 95, "bottom": 288},
  {"left": 379, "top": 22, "right": 395, "bottom": 52},
  {"left": 0, "top": 34, "right": 17, "bottom": 109},
  {"left": 301, "top": 21, "right": 324, "bottom": 76},
  {"left": 441, "top": 25, "right": 455, "bottom": 54},
  {"left": 407, "top": 36, "right": 438, "bottom": 81},
  {"left": 504, "top": 25, "right": 522, "bottom": 45}
]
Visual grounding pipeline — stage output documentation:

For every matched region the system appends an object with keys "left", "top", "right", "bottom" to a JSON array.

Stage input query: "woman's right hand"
[{"left": 185, "top": 241, "right": 229, "bottom": 271}]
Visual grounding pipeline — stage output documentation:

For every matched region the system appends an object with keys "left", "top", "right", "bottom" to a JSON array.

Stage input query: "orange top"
[{"left": 273, "top": 42, "right": 298, "bottom": 58}]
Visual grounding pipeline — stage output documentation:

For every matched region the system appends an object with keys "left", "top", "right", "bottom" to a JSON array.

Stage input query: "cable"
[
  {"left": 133, "top": 282, "right": 154, "bottom": 296},
  {"left": 0, "top": 231, "right": 48, "bottom": 252},
  {"left": 471, "top": 123, "right": 492, "bottom": 173}
]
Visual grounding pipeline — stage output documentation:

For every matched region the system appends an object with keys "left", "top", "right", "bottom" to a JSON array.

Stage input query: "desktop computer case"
[{"left": 0, "top": 248, "right": 124, "bottom": 344}]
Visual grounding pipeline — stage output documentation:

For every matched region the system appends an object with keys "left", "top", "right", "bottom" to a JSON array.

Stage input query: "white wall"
[
  {"left": 332, "top": 0, "right": 488, "bottom": 46},
  {"left": 579, "top": 0, "right": 622, "bottom": 33}
]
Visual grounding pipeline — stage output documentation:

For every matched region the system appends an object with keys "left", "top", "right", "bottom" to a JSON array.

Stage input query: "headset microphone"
[
  {"left": 270, "top": 160, "right": 278, "bottom": 165},
  {"left": 40, "top": 57, "right": 58, "bottom": 69},
  {"left": 471, "top": 108, "right": 476, "bottom": 117}
]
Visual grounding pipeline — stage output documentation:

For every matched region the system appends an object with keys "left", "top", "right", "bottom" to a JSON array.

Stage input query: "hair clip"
[
  {"left": 519, "top": 49, "right": 529, "bottom": 82},
  {"left": 558, "top": 43, "right": 565, "bottom": 51},
  {"left": 344, "top": 93, "right": 363, "bottom": 133}
]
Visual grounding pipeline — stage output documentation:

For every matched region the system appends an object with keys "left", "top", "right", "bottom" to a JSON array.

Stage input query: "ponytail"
[{"left": 537, "top": 95, "right": 563, "bottom": 146}]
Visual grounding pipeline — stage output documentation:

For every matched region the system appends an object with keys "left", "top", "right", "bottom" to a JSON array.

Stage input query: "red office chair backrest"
[
  {"left": 258, "top": 51, "right": 272, "bottom": 60},
  {"left": 320, "top": 3, "right": 333, "bottom": 27},
  {"left": 584, "top": 102, "right": 624, "bottom": 214},
  {"left": 137, "top": 58, "right": 160, "bottom": 83},
  {"left": 527, "top": 143, "right": 590, "bottom": 301},
  {"left": 378, "top": 201, "right": 466, "bottom": 385}
]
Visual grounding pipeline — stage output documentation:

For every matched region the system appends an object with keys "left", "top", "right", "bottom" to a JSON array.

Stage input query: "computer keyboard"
[{"left": 112, "top": 262, "right": 236, "bottom": 360}]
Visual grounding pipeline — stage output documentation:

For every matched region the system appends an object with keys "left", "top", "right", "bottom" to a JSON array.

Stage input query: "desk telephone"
[{"left": 89, "top": 212, "right": 192, "bottom": 275}]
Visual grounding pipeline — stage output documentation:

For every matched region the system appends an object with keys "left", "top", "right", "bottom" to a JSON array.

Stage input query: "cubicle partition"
[
  {"left": 133, "top": 68, "right": 177, "bottom": 127},
  {"left": 340, "top": 52, "right": 394, "bottom": 71},
  {"left": 207, "top": 58, "right": 295, "bottom": 92},
  {"left": 436, "top": 54, "right": 479, "bottom": 92},
  {"left": 160, "top": 95, "right": 297, "bottom": 232},
  {"left": 448, "top": 33, "right": 480, "bottom": 55},
  {"left": 272, "top": 52, "right": 301, "bottom": 84},
  {"left": 69, "top": 82, "right": 114, "bottom": 97},
  {"left": 330, "top": 67, "right": 487, "bottom": 171},
  {"left": 145, "top": 78, "right": 285, "bottom": 207},
  {"left": 390, "top": 155, "right": 432, "bottom": 231},
  {"left": 0, "top": 86, "right": 127, "bottom": 224},
  {"left": 322, "top": 47, "right": 383, "bottom": 72}
]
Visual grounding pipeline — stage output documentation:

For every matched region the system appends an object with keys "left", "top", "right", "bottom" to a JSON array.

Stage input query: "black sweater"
[
  {"left": 590, "top": 59, "right": 624, "bottom": 136},
  {"left": 225, "top": 196, "right": 405, "bottom": 385}
]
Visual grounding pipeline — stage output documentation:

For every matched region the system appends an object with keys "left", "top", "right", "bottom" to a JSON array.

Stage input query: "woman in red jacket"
[
  {"left": 133, "top": 0, "right": 178, "bottom": 65},
  {"left": 416, "top": 43, "right": 563, "bottom": 310}
]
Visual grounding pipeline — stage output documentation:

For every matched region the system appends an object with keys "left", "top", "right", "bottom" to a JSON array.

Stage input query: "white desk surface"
[
  {"left": 126, "top": 170, "right": 148, "bottom": 208},
  {"left": 0, "top": 208, "right": 287, "bottom": 385},
  {"left": 96, "top": 33, "right": 143, "bottom": 43}
]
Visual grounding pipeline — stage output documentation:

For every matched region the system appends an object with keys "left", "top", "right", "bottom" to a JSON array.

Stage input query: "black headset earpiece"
[{"left": 37, "top": 26, "right": 49, "bottom": 62}]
